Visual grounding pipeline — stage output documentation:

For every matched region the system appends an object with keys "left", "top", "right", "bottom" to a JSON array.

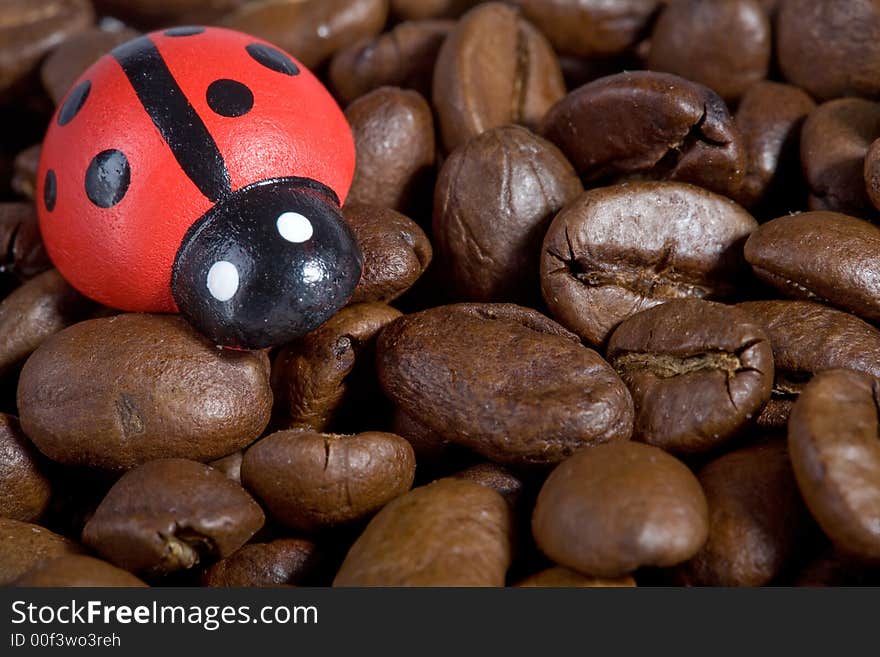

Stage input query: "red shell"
[{"left": 37, "top": 27, "right": 355, "bottom": 312}]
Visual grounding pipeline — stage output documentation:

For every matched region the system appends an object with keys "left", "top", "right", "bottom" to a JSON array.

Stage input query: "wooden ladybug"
[{"left": 37, "top": 26, "right": 361, "bottom": 349}]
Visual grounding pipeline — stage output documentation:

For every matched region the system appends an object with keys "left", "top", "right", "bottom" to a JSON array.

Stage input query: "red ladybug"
[{"left": 37, "top": 26, "right": 361, "bottom": 349}]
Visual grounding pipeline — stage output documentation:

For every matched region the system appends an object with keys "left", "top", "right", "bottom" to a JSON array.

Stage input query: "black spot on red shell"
[
  {"left": 44, "top": 170, "right": 57, "bottom": 212},
  {"left": 165, "top": 26, "right": 205, "bottom": 37},
  {"left": 85, "top": 149, "right": 130, "bottom": 208},
  {"left": 246, "top": 43, "right": 299, "bottom": 76},
  {"left": 206, "top": 79, "right": 254, "bottom": 118},
  {"left": 57, "top": 80, "right": 91, "bottom": 126}
]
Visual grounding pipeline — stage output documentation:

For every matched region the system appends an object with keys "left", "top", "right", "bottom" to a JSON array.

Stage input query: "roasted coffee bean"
[
  {"left": 0, "top": 518, "right": 83, "bottom": 586},
  {"left": 93, "top": 0, "right": 248, "bottom": 26},
  {"left": 865, "top": 139, "right": 880, "bottom": 213},
  {"left": 390, "top": 407, "right": 459, "bottom": 464},
  {"left": 532, "top": 442, "right": 709, "bottom": 577},
  {"left": 433, "top": 125, "right": 582, "bottom": 304},
  {"left": 796, "top": 550, "right": 880, "bottom": 587},
  {"left": 777, "top": 0, "right": 880, "bottom": 101},
  {"left": 377, "top": 303, "right": 634, "bottom": 466},
  {"left": 607, "top": 300, "right": 773, "bottom": 453},
  {"left": 738, "top": 300, "right": 880, "bottom": 427},
  {"left": 541, "top": 182, "right": 757, "bottom": 346},
  {"left": 744, "top": 212, "right": 880, "bottom": 322},
  {"left": 540, "top": 72, "right": 746, "bottom": 199},
  {"left": 734, "top": 81, "right": 815, "bottom": 210},
  {"left": 345, "top": 205, "right": 432, "bottom": 304},
  {"left": 334, "top": 478, "right": 512, "bottom": 586},
  {"left": 242, "top": 429, "right": 415, "bottom": 532},
  {"left": 0, "top": 270, "right": 92, "bottom": 379},
  {"left": 681, "top": 441, "right": 807, "bottom": 586},
  {"left": 202, "top": 538, "right": 321, "bottom": 587},
  {"left": 432, "top": 3, "right": 565, "bottom": 153},
  {"left": 345, "top": 87, "right": 436, "bottom": 213},
  {"left": 452, "top": 463, "right": 523, "bottom": 509},
  {"left": 330, "top": 20, "right": 453, "bottom": 104},
  {"left": 0, "top": 413, "right": 51, "bottom": 522},
  {"left": 0, "top": 203, "right": 51, "bottom": 281},
  {"left": 516, "top": 567, "right": 635, "bottom": 588},
  {"left": 15, "top": 554, "right": 147, "bottom": 587},
  {"left": 272, "top": 303, "right": 401, "bottom": 432},
  {"left": 11, "top": 144, "right": 40, "bottom": 200},
  {"left": 647, "top": 0, "right": 771, "bottom": 103},
  {"left": 17, "top": 314, "right": 272, "bottom": 470},
  {"left": 788, "top": 370, "right": 880, "bottom": 561},
  {"left": 390, "top": 0, "right": 478, "bottom": 20},
  {"left": 221, "top": 0, "right": 389, "bottom": 70},
  {"left": 800, "top": 98, "right": 880, "bottom": 217},
  {"left": 83, "top": 458, "right": 264, "bottom": 576},
  {"left": 209, "top": 451, "right": 243, "bottom": 484}
]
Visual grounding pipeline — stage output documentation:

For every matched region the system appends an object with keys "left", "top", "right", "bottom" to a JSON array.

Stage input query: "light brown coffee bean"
[
  {"left": 201, "top": 538, "right": 321, "bottom": 587},
  {"left": 0, "top": 414, "right": 51, "bottom": 522},
  {"left": 0, "top": 518, "right": 83, "bottom": 586},
  {"left": 516, "top": 567, "right": 635, "bottom": 588},
  {"left": 15, "top": 554, "right": 147, "bottom": 587}
]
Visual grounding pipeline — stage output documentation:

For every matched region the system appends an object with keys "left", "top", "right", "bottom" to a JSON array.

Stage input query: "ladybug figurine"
[{"left": 37, "top": 26, "right": 362, "bottom": 349}]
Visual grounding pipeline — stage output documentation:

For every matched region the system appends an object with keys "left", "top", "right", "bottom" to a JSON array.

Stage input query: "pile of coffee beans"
[{"left": 3, "top": 0, "right": 880, "bottom": 588}]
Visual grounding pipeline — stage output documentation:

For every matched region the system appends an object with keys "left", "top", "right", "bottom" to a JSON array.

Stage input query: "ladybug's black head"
[{"left": 171, "top": 177, "right": 362, "bottom": 349}]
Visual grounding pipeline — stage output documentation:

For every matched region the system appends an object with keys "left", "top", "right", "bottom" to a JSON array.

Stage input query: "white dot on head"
[
  {"left": 206, "top": 261, "right": 239, "bottom": 302},
  {"left": 277, "top": 211, "right": 313, "bottom": 243}
]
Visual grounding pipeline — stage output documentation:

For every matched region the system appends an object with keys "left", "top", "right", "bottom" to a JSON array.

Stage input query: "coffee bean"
[
  {"left": 433, "top": 125, "right": 582, "bottom": 303},
  {"left": 83, "top": 458, "right": 264, "bottom": 575},
  {"left": 334, "top": 478, "right": 512, "bottom": 586},
  {"left": 541, "top": 182, "right": 757, "bottom": 346},
  {"left": 221, "top": 0, "right": 389, "bottom": 70},
  {"left": 795, "top": 550, "right": 880, "bottom": 587},
  {"left": 734, "top": 81, "right": 815, "bottom": 210},
  {"left": 0, "top": 203, "right": 51, "bottom": 281},
  {"left": 744, "top": 211, "right": 880, "bottom": 322},
  {"left": 532, "top": 442, "right": 709, "bottom": 577},
  {"left": 432, "top": 2, "right": 565, "bottom": 153},
  {"left": 607, "top": 300, "right": 773, "bottom": 453},
  {"left": 93, "top": 0, "right": 248, "bottom": 28},
  {"left": 345, "top": 204, "right": 432, "bottom": 304},
  {"left": 647, "top": 0, "right": 771, "bottom": 103},
  {"left": 0, "top": 413, "right": 51, "bottom": 522},
  {"left": 777, "top": 0, "right": 880, "bottom": 101},
  {"left": 272, "top": 303, "right": 401, "bottom": 432},
  {"left": 390, "top": 0, "right": 478, "bottom": 20},
  {"left": 17, "top": 314, "right": 272, "bottom": 470},
  {"left": 330, "top": 20, "right": 453, "bottom": 104},
  {"left": 800, "top": 98, "right": 880, "bottom": 217},
  {"left": 377, "top": 303, "right": 634, "bottom": 466},
  {"left": 451, "top": 462, "right": 523, "bottom": 509},
  {"left": 681, "top": 441, "right": 807, "bottom": 586},
  {"left": 209, "top": 451, "right": 243, "bottom": 484},
  {"left": 0, "top": 518, "right": 83, "bottom": 586},
  {"left": 11, "top": 144, "right": 40, "bottom": 200},
  {"left": 390, "top": 407, "right": 460, "bottom": 465},
  {"left": 14, "top": 554, "right": 147, "bottom": 587},
  {"left": 345, "top": 87, "right": 436, "bottom": 214},
  {"left": 516, "top": 567, "right": 635, "bottom": 588},
  {"left": 201, "top": 538, "right": 321, "bottom": 587},
  {"left": 863, "top": 136, "right": 880, "bottom": 214}
]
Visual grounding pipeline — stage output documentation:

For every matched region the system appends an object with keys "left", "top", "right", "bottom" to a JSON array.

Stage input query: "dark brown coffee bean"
[
  {"left": 541, "top": 182, "right": 757, "bottom": 346},
  {"left": 681, "top": 441, "right": 807, "bottom": 586},
  {"left": 607, "top": 300, "right": 774, "bottom": 453},
  {"left": 93, "top": 0, "right": 248, "bottom": 27},
  {"left": 777, "top": 0, "right": 880, "bottom": 101},
  {"left": 345, "top": 87, "right": 436, "bottom": 213},
  {"left": 11, "top": 145, "right": 40, "bottom": 200},
  {"left": 788, "top": 369, "right": 880, "bottom": 561},
  {"left": 377, "top": 303, "right": 634, "bottom": 466},
  {"left": 201, "top": 538, "right": 321, "bottom": 587},
  {"left": 330, "top": 20, "right": 453, "bottom": 104},
  {"left": 0, "top": 203, "right": 51, "bottom": 281},
  {"left": 18, "top": 314, "right": 272, "bottom": 470},
  {"left": 209, "top": 451, "right": 243, "bottom": 484},
  {"left": 221, "top": 0, "right": 389, "bottom": 70},
  {"left": 540, "top": 72, "right": 746, "bottom": 199},
  {"left": 390, "top": 407, "right": 459, "bottom": 464},
  {"left": 516, "top": 567, "right": 635, "bottom": 588},
  {"left": 451, "top": 462, "right": 523, "bottom": 508},
  {"left": 795, "top": 549, "right": 880, "bottom": 586},
  {"left": 433, "top": 125, "right": 582, "bottom": 303},
  {"left": 744, "top": 211, "right": 880, "bottom": 322},
  {"left": 242, "top": 429, "right": 415, "bottom": 532},
  {"left": 0, "top": 413, "right": 51, "bottom": 522},
  {"left": 272, "top": 303, "right": 401, "bottom": 431},
  {"left": 647, "top": 0, "right": 771, "bottom": 103},
  {"left": 738, "top": 300, "right": 880, "bottom": 427},
  {"left": 865, "top": 138, "right": 880, "bottom": 213},
  {"left": 0, "top": 518, "right": 83, "bottom": 586},
  {"left": 334, "top": 478, "right": 512, "bottom": 586},
  {"left": 15, "top": 554, "right": 147, "bottom": 587},
  {"left": 390, "top": 0, "right": 478, "bottom": 20},
  {"left": 801, "top": 98, "right": 880, "bottom": 217},
  {"left": 83, "top": 458, "right": 264, "bottom": 576},
  {"left": 345, "top": 205, "right": 432, "bottom": 304},
  {"left": 734, "top": 81, "right": 815, "bottom": 210},
  {"left": 532, "top": 442, "right": 708, "bottom": 577},
  {"left": 0, "top": 270, "right": 92, "bottom": 379},
  {"left": 432, "top": 2, "right": 565, "bottom": 153}
]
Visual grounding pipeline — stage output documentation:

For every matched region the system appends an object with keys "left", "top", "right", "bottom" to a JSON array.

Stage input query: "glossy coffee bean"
[
  {"left": 541, "top": 182, "right": 757, "bottom": 346},
  {"left": 516, "top": 567, "right": 635, "bottom": 588},
  {"left": 433, "top": 125, "right": 582, "bottom": 303},
  {"left": 201, "top": 538, "right": 321, "bottom": 587},
  {"left": 83, "top": 458, "right": 264, "bottom": 576},
  {"left": 17, "top": 314, "right": 272, "bottom": 470},
  {"left": 334, "top": 478, "right": 512, "bottom": 586},
  {"left": 540, "top": 72, "right": 746, "bottom": 199},
  {"left": 209, "top": 451, "right": 242, "bottom": 484},
  {"left": 607, "top": 300, "right": 773, "bottom": 453},
  {"left": 15, "top": 554, "right": 147, "bottom": 587},
  {"left": 744, "top": 211, "right": 880, "bottom": 322},
  {"left": 432, "top": 2, "right": 565, "bottom": 153},
  {"left": 863, "top": 137, "right": 880, "bottom": 213},
  {"left": 0, "top": 413, "right": 51, "bottom": 522},
  {"left": 532, "top": 442, "right": 709, "bottom": 577},
  {"left": 0, "top": 518, "right": 83, "bottom": 586},
  {"left": 0, "top": 203, "right": 51, "bottom": 281},
  {"left": 377, "top": 303, "right": 634, "bottom": 466}
]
